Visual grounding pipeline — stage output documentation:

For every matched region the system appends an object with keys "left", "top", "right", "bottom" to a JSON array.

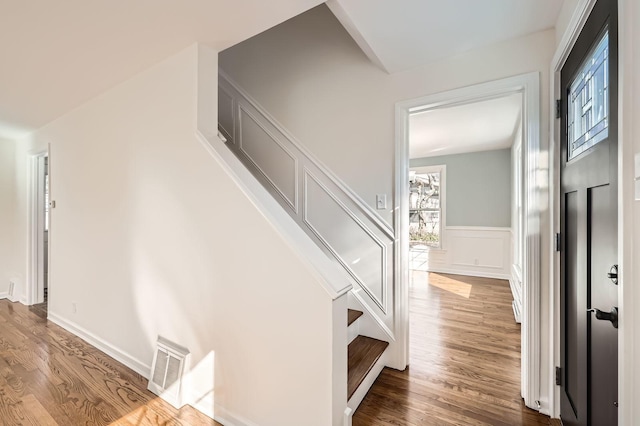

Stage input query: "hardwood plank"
[
  {"left": 353, "top": 272, "right": 559, "bottom": 425},
  {"left": 0, "top": 300, "right": 220, "bottom": 425},
  {"left": 20, "top": 394, "right": 59, "bottom": 426},
  {"left": 348, "top": 336, "right": 389, "bottom": 400},
  {"left": 348, "top": 309, "right": 364, "bottom": 326}
]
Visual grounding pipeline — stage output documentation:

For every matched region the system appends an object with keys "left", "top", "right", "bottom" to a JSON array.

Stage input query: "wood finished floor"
[
  {"left": 0, "top": 299, "right": 220, "bottom": 425},
  {"left": 353, "top": 272, "right": 561, "bottom": 426}
]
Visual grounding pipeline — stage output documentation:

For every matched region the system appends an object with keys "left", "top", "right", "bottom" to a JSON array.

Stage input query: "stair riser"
[
  {"left": 347, "top": 349, "right": 388, "bottom": 412},
  {"left": 347, "top": 320, "right": 359, "bottom": 344}
]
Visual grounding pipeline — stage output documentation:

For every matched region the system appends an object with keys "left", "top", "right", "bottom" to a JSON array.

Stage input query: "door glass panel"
[{"left": 568, "top": 31, "right": 609, "bottom": 161}]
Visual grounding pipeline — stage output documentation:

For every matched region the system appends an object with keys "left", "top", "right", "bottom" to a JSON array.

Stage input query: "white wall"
[
  {"left": 219, "top": 5, "right": 555, "bottom": 229},
  {"left": 555, "top": 0, "right": 581, "bottom": 46},
  {"left": 12, "top": 44, "right": 337, "bottom": 426},
  {"left": 0, "top": 139, "right": 18, "bottom": 296},
  {"left": 411, "top": 149, "right": 512, "bottom": 227}
]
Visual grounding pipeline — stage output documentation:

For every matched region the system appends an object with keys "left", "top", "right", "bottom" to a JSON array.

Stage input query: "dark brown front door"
[{"left": 560, "top": 0, "right": 618, "bottom": 425}]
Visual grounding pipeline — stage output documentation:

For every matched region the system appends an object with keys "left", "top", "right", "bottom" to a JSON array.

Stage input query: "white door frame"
[
  {"left": 27, "top": 149, "right": 49, "bottom": 306},
  {"left": 393, "top": 72, "right": 542, "bottom": 410},
  {"left": 549, "top": 0, "right": 634, "bottom": 421}
]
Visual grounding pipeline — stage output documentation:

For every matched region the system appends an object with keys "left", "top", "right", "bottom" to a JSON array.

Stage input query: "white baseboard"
[
  {"left": 0, "top": 292, "right": 9, "bottom": 300},
  {"left": 47, "top": 312, "right": 150, "bottom": 378},
  {"left": 210, "top": 404, "right": 260, "bottom": 426},
  {"left": 426, "top": 266, "right": 511, "bottom": 281}
]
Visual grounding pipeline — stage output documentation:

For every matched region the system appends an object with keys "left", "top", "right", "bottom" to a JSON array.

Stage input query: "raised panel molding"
[
  {"left": 237, "top": 105, "right": 299, "bottom": 213},
  {"left": 217, "top": 85, "right": 235, "bottom": 144},
  {"left": 218, "top": 72, "right": 395, "bottom": 338},
  {"left": 425, "top": 227, "right": 512, "bottom": 280},
  {"left": 303, "top": 170, "right": 387, "bottom": 312}
]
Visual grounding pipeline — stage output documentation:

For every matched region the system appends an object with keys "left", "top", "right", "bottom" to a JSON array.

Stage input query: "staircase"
[
  {"left": 347, "top": 309, "right": 388, "bottom": 407},
  {"left": 216, "top": 70, "right": 394, "bottom": 422}
]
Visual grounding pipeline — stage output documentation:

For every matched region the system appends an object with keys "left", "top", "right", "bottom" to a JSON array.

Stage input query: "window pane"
[
  {"left": 409, "top": 171, "right": 441, "bottom": 247},
  {"left": 568, "top": 31, "right": 609, "bottom": 160}
]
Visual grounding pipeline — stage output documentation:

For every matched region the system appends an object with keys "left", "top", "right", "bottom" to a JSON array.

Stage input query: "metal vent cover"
[{"left": 148, "top": 336, "right": 190, "bottom": 408}]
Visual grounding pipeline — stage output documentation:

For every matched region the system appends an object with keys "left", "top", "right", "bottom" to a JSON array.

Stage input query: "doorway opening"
[
  {"left": 27, "top": 151, "right": 49, "bottom": 318},
  {"left": 394, "top": 73, "right": 542, "bottom": 412}
]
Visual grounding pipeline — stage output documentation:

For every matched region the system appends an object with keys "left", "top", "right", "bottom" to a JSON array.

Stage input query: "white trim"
[
  {"left": 302, "top": 170, "right": 389, "bottom": 312},
  {"left": 218, "top": 69, "right": 394, "bottom": 338},
  {"left": 410, "top": 164, "right": 446, "bottom": 249},
  {"left": 195, "top": 131, "right": 351, "bottom": 300},
  {"left": 0, "top": 292, "right": 9, "bottom": 300},
  {"left": 26, "top": 149, "right": 48, "bottom": 306},
  {"left": 445, "top": 226, "right": 511, "bottom": 232},
  {"left": 343, "top": 407, "right": 354, "bottom": 426},
  {"left": 395, "top": 72, "right": 541, "bottom": 408},
  {"left": 48, "top": 312, "right": 151, "bottom": 378},
  {"left": 618, "top": 2, "right": 638, "bottom": 424},
  {"left": 236, "top": 104, "right": 300, "bottom": 213},
  {"left": 208, "top": 404, "right": 261, "bottom": 426},
  {"left": 346, "top": 348, "right": 388, "bottom": 413}
]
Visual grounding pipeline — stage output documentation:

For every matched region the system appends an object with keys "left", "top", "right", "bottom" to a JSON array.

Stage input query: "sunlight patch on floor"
[{"left": 428, "top": 274, "right": 473, "bottom": 299}]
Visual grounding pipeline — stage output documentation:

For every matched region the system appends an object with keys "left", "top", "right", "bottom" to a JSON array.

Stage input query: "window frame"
[{"left": 409, "top": 164, "right": 446, "bottom": 249}]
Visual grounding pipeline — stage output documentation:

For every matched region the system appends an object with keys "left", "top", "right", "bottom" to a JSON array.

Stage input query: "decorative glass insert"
[
  {"left": 409, "top": 171, "right": 441, "bottom": 248},
  {"left": 568, "top": 31, "right": 609, "bottom": 160}
]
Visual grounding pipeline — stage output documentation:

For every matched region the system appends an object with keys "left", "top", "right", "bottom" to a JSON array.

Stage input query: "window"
[
  {"left": 409, "top": 166, "right": 444, "bottom": 248},
  {"left": 568, "top": 30, "right": 609, "bottom": 160}
]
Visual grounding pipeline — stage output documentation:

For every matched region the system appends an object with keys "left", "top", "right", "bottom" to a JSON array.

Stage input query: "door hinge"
[
  {"left": 555, "top": 99, "right": 562, "bottom": 119},
  {"left": 555, "top": 233, "right": 561, "bottom": 252},
  {"left": 555, "top": 366, "right": 562, "bottom": 386}
]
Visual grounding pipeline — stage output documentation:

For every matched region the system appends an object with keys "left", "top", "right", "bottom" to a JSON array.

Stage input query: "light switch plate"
[{"left": 376, "top": 194, "right": 387, "bottom": 210}]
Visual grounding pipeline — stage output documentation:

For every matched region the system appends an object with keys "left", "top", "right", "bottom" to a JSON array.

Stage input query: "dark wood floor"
[
  {"left": 353, "top": 272, "right": 561, "bottom": 426},
  {"left": 0, "top": 299, "right": 220, "bottom": 425}
]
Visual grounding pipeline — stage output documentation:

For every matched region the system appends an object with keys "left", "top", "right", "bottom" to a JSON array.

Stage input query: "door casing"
[
  {"left": 27, "top": 149, "right": 49, "bottom": 306},
  {"left": 394, "top": 72, "right": 542, "bottom": 411}
]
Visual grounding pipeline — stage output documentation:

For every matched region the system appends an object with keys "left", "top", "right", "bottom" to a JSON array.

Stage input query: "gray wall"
[{"left": 411, "top": 148, "right": 511, "bottom": 227}]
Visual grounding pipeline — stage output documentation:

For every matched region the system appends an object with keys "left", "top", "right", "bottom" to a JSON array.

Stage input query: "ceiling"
[
  {"left": 0, "top": 0, "right": 564, "bottom": 141},
  {"left": 409, "top": 93, "right": 522, "bottom": 159},
  {"left": 327, "top": 0, "right": 564, "bottom": 73},
  {"left": 0, "top": 0, "right": 323, "bottom": 139}
]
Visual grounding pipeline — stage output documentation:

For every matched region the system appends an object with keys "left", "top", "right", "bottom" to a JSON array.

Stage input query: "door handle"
[{"left": 587, "top": 307, "right": 618, "bottom": 329}]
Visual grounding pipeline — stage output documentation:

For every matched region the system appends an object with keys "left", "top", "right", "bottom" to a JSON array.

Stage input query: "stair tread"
[
  {"left": 348, "top": 336, "right": 389, "bottom": 400},
  {"left": 347, "top": 309, "right": 364, "bottom": 326}
]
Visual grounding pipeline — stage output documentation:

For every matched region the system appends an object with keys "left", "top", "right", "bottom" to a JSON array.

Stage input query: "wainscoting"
[
  {"left": 218, "top": 71, "right": 395, "bottom": 338},
  {"left": 415, "top": 226, "right": 512, "bottom": 280}
]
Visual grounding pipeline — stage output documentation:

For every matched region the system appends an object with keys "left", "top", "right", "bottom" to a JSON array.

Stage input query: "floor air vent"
[{"left": 148, "top": 336, "right": 190, "bottom": 408}]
